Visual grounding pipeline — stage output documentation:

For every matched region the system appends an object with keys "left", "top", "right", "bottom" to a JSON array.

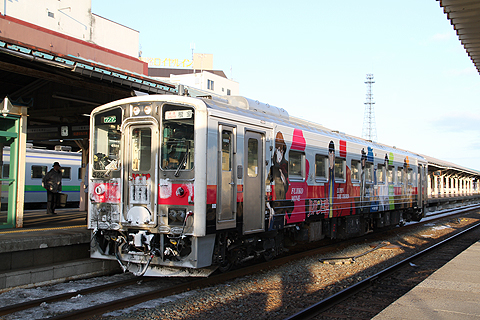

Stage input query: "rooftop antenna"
[{"left": 362, "top": 74, "right": 377, "bottom": 141}]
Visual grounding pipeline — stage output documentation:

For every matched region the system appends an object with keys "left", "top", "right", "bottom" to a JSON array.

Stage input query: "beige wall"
[{"left": 2, "top": 0, "right": 139, "bottom": 58}]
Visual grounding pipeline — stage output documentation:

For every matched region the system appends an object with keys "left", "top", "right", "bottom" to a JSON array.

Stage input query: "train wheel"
[
  {"left": 262, "top": 248, "right": 275, "bottom": 262},
  {"left": 218, "top": 259, "right": 232, "bottom": 272}
]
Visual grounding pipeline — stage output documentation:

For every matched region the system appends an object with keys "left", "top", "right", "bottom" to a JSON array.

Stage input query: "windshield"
[
  {"left": 161, "top": 105, "right": 194, "bottom": 170},
  {"left": 93, "top": 108, "right": 122, "bottom": 175}
]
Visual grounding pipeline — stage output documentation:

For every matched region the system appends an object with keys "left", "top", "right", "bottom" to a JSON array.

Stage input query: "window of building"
[
  {"left": 227, "top": 89, "right": 231, "bottom": 95},
  {"left": 207, "top": 79, "right": 214, "bottom": 90},
  {"left": 289, "top": 151, "right": 305, "bottom": 180},
  {"left": 315, "top": 154, "right": 327, "bottom": 179}
]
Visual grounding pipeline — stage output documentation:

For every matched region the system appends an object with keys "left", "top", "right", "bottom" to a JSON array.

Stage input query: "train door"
[
  {"left": 123, "top": 122, "right": 158, "bottom": 227},
  {"left": 217, "top": 125, "right": 236, "bottom": 230},
  {"left": 418, "top": 164, "right": 427, "bottom": 214},
  {"left": 243, "top": 130, "right": 265, "bottom": 234}
]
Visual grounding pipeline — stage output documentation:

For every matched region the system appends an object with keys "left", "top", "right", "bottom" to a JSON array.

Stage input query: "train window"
[
  {"left": 222, "top": 130, "right": 232, "bottom": 171},
  {"left": 2, "top": 164, "right": 9, "bottom": 178},
  {"left": 93, "top": 109, "right": 121, "bottom": 172},
  {"left": 315, "top": 154, "right": 327, "bottom": 179},
  {"left": 31, "top": 165, "right": 47, "bottom": 179},
  {"left": 387, "top": 166, "right": 394, "bottom": 184},
  {"left": 61, "top": 167, "right": 71, "bottom": 180},
  {"left": 397, "top": 167, "right": 404, "bottom": 184},
  {"left": 131, "top": 128, "right": 152, "bottom": 171},
  {"left": 377, "top": 164, "right": 385, "bottom": 183},
  {"left": 351, "top": 160, "right": 360, "bottom": 181},
  {"left": 247, "top": 138, "right": 258, "bottom": 177},
  {"left": 334, "top": 158, "right": 345, "bottom": 180},
  {"left": 408, "top": 168, "right": 415, "bottom": 184},
  {"left": 289, "top": 151, "right": 305, "bottom": 180},
  {"left": 365, "top": 162, "right": 373, "bottom": 182},
  {"left": 161, "top": 105, "right": 195, "bottom": 171}
]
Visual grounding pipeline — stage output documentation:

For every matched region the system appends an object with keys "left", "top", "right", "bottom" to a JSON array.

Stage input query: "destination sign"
[
  {"left": 103, "top": 115, "right": 117, "bottom": 123},
  {"left": 165, "top": 110, "right": 192, "bottom": 120}
]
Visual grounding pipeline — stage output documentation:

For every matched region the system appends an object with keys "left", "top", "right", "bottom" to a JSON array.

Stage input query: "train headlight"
[
  {"left": 176, "top": 187, "right": 185, "bottom": 197},
  {"left": 132, "top": 106, "right": 141, "bottom": 116},
  {"left": 144, "top": 105, "right": 152, "bottom": 115}
]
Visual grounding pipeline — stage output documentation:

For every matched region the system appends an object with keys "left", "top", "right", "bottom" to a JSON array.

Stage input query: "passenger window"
[
  {"left": 387, "top": 166, "right": 394, "bottom": 184},
  {"left": 31, "top": 165, "right": 47, "bottom": 179},
  {"left": 397, "top": 167, "right": 403, "bottom": 184},
  {"left": 334, "top": 158, "right": 345, "bottom": 180},
  {"left": 315, "top": 154, "right": 327, "bottom": 179},
  {"left": 351, "top": 160, "right": 360, "bottom": 181},
  {"left": 365, "top": 162, "right": 373, "bottom": 182},
  {"left": 2, "top": 164, "right": 9, "bottom": 179},
  {"left": 221, "top": 130, "right": 233, "bottom": 171},
  {"left": 61, "top": 167, "right": 71, "bottom": 180},
  {"left": 377, "top": 164, "right": 385, "bottom": 183},
  {"left": 289, "top": 151, "right": 305, "bottom": 180},
  {"left": 408, "top": 168, "right": 415, "bottom": 184},
  {"left": 247, "top": 138, "right": 258, "bottom": 177},
  {"left": 132, "top": 127, "right": 152, "bottom": 171}
]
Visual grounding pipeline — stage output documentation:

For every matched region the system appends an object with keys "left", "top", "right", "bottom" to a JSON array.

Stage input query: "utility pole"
[{"left": 362, "top": 74, "right": 377, "bottom": 141}]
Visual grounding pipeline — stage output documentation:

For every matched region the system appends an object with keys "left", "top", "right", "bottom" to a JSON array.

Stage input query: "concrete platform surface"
[
  {"left": 0, "top": 208, "right": 120, "bottom": 291},
  {"left": 373, "top": 240, "right": 480, "bottom": 320}
]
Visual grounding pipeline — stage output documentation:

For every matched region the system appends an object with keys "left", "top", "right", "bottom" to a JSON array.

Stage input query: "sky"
[{"left": 92, "top": 0, "right": 480, "bottom": 171}]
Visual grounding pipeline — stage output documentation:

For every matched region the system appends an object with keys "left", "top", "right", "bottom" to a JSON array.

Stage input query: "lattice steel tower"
[{"left": 362, "top": 74, "right": 377, "bottom": 141}]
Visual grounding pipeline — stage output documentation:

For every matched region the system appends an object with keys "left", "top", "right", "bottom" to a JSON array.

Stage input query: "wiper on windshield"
[{"left": 175, "top": 148, "right": 189, "bottom": 177}]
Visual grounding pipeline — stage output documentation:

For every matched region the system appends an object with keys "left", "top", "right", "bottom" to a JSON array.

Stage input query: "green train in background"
[{"left": 2, "top": 146, "right": 82, "bottom": 209}]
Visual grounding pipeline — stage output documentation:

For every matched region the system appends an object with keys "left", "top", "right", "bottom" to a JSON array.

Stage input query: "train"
[
  {"left": 2, "top": 147, "right": 82, "bottom": 209},
  {"left": 88, "top": 94, "right": 428, "bottom": 277}
]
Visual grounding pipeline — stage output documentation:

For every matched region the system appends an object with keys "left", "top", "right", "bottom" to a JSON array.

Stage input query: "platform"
[
  {"left": 373, "top": 240, "right": 480, "bottom": 319},
  {"left": 0, "top": 209, "right": 119, "bottom": 291}
]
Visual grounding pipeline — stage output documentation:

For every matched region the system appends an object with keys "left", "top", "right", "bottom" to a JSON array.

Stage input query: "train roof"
[
  {"left": 202, "top": 95, "right": 427, "bottom": 162},
  {"left": 92, "top": 94, "right": 426, "bottom": 163}
]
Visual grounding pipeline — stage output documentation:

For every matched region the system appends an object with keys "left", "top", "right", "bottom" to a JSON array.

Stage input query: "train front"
[{"left": 88, "top": 96, "right": 213, "bottom": 277}]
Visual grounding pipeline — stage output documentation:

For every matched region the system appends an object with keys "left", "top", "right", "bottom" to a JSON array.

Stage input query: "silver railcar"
[{"left": 88, "top": 95, "right": 428, "bottom": 276}]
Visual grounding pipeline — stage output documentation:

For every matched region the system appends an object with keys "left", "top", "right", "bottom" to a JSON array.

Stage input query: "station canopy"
[
  {"left": 0, "top": 38, "right": 177, "bottom": 151},
  {"left": 439, "top": 0, "right": 480, "bottom": 74}
]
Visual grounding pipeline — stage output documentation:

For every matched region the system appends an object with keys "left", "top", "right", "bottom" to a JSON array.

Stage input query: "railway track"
[
  {"left": 1, "top": 205, "right": 479, "bottom": 319},
  {"left": 284, "top": 220, "right": 480, "bottom": 320}
]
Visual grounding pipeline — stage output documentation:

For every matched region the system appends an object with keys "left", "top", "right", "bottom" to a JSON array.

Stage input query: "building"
[
  {"left": 149, "top": 67, "right": 240, "bottom": 96},
  {"left": 1, "top": 0, "right": 145, "bottom": 74}
]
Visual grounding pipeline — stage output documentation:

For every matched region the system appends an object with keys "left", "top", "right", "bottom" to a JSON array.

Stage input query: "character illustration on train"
[{"left": 88, "top": 94, "right": 428, "bottom": 277}]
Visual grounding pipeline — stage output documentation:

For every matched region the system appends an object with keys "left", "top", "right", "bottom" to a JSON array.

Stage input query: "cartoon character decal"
[
  {"left": 359, "top": 148, "right": 367, "bottom": 211},
  {"left": 267, "top": 131, "right": 290, "bottom": 230}
]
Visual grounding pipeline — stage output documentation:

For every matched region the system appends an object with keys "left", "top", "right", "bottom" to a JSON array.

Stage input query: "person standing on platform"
[{"left": 42, "top": 162, "right": 62, "bottom": 214}]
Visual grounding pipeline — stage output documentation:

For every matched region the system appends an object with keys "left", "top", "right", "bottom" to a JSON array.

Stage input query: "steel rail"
[
  {"left": 0, "top": 277, "right": 155, "bottom": 316},
  {"left": 283, "top": 221, "right": 480, "bottom": 320},
  {"left": 3, "top": 205, "right": 478, "bottom": 319}
]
